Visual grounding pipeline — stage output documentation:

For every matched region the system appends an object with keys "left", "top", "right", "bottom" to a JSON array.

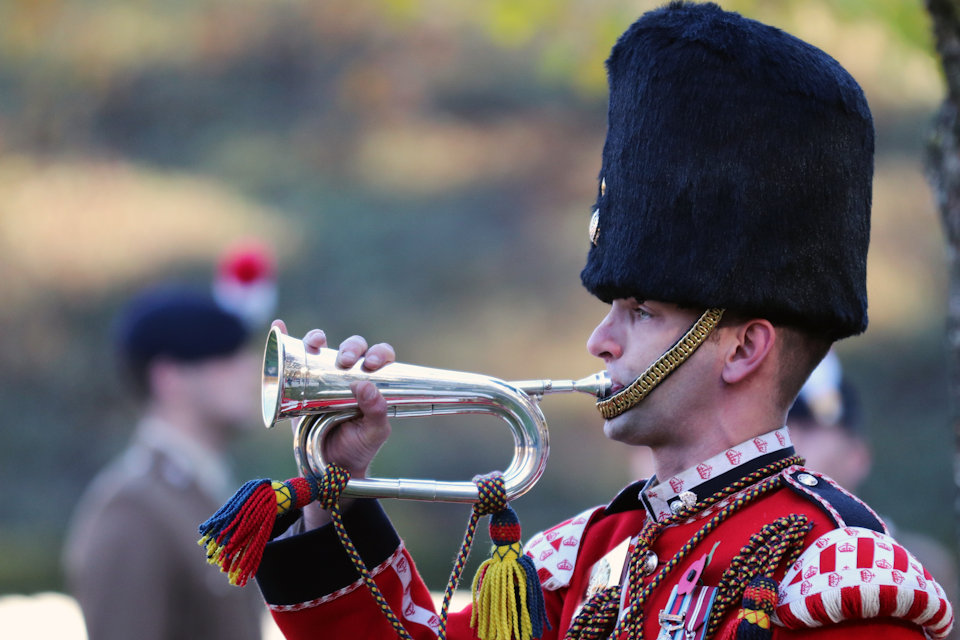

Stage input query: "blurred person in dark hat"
[
  {"left": 788, "top": 352, "right": 960, "bottom": 639},
  {"left": 203, "top": 3, "right": 953, "bottom": 639},
  {"left": 786, "top": 351, "right": 869, "bottom": 494},
  {"left": 63, "top": 284, "right": 266, "bottom": 640}
]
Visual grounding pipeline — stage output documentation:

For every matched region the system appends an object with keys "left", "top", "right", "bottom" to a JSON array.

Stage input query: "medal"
[{"left": 656, "top": 543, "right": 720, "bottom": 640}]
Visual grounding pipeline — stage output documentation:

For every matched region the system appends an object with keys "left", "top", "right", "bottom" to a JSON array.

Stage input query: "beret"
[{"left": 115, "top": 285, "right": 248, "bottom": 364}]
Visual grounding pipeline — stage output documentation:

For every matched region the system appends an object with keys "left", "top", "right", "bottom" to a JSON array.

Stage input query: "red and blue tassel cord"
[{"left": 199, "top": 467, "right": 548, "bottom": 640}]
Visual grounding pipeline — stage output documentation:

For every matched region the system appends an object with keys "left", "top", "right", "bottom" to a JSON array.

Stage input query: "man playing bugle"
[{"left": 209, "top": 3, "right": 954, "bottom": 639}]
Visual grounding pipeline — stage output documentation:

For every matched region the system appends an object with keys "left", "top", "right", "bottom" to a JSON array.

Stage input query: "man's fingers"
[
  {"left": 362, "top": 343, "right": 396, "bottom": 371},
  {"left": 351, "top": 381, "right": 389, "bottom": 426},
  {"left": 337, "top": 335, "right": 369, "bottom": 368},
  {"left": 352, "top": 380, "right": 380, "bottom": 406},
  {"left": 303, "top": 329, "right": 327, "bottom": 353}
]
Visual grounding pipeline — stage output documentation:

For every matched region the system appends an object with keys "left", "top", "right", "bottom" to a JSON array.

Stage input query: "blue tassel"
[{"left": 519, "top": 553, "right": 550, "bottom": 638}]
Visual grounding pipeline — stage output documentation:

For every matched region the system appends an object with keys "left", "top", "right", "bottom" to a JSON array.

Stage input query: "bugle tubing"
[{"left": 261, "top": 327, "right": 610, "bottom": 503}]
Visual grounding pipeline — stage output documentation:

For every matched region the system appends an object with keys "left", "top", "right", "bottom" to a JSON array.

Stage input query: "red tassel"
[
  {"left": 717, "top": 615, "right": 741, "bottom": 640},
  {"left": 198, "top": 476, "right": 321, "bottom": 586}
]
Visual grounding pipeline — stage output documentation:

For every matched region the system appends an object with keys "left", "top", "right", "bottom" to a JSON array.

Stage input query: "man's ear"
[{"left": 721, "top": 319, "right": 776, "bottom": 384}]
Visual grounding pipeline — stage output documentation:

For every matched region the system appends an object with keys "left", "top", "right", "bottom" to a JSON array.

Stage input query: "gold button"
[{"left": 797, "top": 473, "right": 819, "bottom": 487}]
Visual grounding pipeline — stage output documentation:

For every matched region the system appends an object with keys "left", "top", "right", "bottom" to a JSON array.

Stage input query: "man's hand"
[{"left": 271, "top": 319, "right": 397, "bottom": 530}]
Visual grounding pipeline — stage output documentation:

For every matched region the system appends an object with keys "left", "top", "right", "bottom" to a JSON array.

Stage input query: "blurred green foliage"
[{"left": 0, "top": 0, "right": 955, "bottom": 595}]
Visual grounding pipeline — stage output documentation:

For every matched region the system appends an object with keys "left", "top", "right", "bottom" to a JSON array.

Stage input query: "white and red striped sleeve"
[{"left": 775, "top": 527, "right": 954, "bottom": 639}]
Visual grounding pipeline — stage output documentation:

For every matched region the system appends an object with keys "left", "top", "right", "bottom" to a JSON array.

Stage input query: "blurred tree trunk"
[{"left": 926, "top": 0, "right": 960, "bottom": 553}]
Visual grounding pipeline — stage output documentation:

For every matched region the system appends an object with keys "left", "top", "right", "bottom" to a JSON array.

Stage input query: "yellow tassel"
[{"left": 470, "top": 542, "right": 534, "bottom": 640}]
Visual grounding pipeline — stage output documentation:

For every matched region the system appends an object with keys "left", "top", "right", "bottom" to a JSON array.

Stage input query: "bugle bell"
[{"left": 261, "top": 326, "right": 610, "bottom": 503}]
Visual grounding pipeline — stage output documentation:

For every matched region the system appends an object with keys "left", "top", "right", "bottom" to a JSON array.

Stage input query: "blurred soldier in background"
[
  {"left": 788, "top": 351, "right": 960, "bottom": 639},
  {"left": 63, "top": 256, "right": 273, "bottom": 640}
]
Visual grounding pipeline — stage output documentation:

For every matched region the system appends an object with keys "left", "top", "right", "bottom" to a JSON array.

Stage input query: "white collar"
[{"left": 639, "top": 427, "right": 793, "bottom": 522}]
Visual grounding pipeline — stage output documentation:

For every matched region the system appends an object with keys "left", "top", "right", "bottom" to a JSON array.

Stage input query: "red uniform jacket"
[{"left": 256, "top": 457, "right": 952, "bottom": 639}]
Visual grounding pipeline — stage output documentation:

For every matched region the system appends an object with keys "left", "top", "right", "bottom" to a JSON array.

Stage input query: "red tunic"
[{"left": 255, "top": 459, "right": 951, "bottom": 639}]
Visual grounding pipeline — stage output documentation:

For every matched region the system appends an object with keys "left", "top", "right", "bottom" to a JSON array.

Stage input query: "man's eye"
[{"left": 633, "top": 307, "right": 652, "bottom": 319}]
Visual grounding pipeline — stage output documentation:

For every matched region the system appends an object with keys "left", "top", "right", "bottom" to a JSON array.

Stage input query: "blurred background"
[{"left": 0, "top": 0, "right": 953, "bottom": 636}]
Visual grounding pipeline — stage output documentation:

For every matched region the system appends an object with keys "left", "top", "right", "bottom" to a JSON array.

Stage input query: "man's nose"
[{"left": 587, "top": 314, "right": 622, "bottom": 361}]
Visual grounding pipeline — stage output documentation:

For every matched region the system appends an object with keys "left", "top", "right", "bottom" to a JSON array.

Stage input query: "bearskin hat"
[{"left": 580, "top": 1, "right": 874, "bottom": 339}]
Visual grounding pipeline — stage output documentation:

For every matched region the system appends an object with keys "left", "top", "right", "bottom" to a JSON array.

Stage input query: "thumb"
[{"left": 352, "top": 380, "right": 387, "bottom": 421}]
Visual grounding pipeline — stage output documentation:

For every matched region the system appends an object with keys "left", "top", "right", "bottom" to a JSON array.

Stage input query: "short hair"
[
  {"left": 774, "top": 326, "right": 833, "bottom": 410},
  {"left": 715, "top": 312, "right": 832, "bottom": 409}
]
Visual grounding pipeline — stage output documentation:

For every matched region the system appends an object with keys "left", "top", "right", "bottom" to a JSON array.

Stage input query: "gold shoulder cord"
[{"left": 596, "top": 308, "right": 725, "bottom": 419}]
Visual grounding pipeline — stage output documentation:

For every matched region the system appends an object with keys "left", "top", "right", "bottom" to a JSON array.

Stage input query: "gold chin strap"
[{"left": 596, "top": 308, "right": 725, "bottom": 419}]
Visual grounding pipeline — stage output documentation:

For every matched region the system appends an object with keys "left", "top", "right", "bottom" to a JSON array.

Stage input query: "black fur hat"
[{"left": 580, "top": 2, "right": 874, "bottom": 339}]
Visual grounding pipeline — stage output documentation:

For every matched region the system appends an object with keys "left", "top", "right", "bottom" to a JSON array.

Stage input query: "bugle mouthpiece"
[{"left": 512, "top": 371, "right": 611, "bottom": 399}]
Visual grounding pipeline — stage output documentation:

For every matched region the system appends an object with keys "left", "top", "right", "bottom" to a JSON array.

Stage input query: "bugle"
[{"left": 261, "top": 326, "right": 610, "bottom": 503}]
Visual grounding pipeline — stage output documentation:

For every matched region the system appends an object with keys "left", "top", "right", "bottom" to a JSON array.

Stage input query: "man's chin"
[
  {"left": 603, "top": 406, "right": 662, "bottom": 447},
  {"left": 602, "top": 414, "right": 635, "bottom": 444}
]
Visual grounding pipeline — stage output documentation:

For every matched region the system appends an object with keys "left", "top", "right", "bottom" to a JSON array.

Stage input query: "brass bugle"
[{"left": 261, "top": 326, "right": 610, "bottom": 503}]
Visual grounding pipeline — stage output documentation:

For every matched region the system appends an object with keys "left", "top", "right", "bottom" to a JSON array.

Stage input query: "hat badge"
[{"left": 589, "top": 178, "right": 605, "bottom": 246}]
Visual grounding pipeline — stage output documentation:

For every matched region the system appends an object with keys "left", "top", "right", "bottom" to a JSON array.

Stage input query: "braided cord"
[
  {"left": 436, "top": 475, "right": 509, "bottom": 639},
  {"left": 322, "top": 466, "right": 508, "bottom": 640},
  {"left": 564, "top": 455, "right": 803, "bottom": 640},
  {"left": 325, "top": 455, "right": 806, "bottom": 640},
  {"left": 703, "top": 514, "right": 811, "bottom": 639},
  {"left": 565, "top": 586, "right": 623, "bottom": 640},
  {"left": 618, "top": 476, "right": 787, "bottom": 638},
  {"left": 719, "top": 514, "right": 810, "bottom": 592},
  {"left": 321, "top": 465, "right": 416, "bottom": 640}
]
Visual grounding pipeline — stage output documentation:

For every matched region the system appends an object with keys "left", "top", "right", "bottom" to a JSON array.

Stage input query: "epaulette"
[
  {"left": 523, "top": 505, "right": 603, "bottom": 591},
  {"left": 775, "top": 526, "right": 954, "bottom": 639},
  {"left": 781, "top": 466, "right": 886, "bottom": 532}
]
